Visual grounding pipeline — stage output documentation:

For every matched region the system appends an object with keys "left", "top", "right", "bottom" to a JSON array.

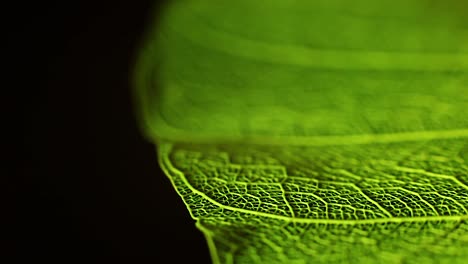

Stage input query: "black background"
[{"left": 20, "top": 0, "right": 210, "bottom": 260}]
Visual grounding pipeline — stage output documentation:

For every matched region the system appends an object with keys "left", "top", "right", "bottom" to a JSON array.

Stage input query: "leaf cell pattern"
[{"left": 160, "top": 138, "right": 468, "bottom": 263}]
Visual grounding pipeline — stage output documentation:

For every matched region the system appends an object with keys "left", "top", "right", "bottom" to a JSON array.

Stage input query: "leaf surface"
[
  {"left": 160, "top": 140, "right": 468, "bottom": 263},
  {"left": 134, "top": 0, "right": 468, "bottom": 263}
]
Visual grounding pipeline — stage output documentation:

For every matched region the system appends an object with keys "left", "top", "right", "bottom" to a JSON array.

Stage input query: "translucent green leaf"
[
  {"left": 159, "top": 140, "right": 468, "bottom": 263},
  {"left": 134, "top": 0, "right": 468, "bottom": 263}
]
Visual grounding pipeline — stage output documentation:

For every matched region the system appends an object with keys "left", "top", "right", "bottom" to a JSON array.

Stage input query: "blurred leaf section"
[
  {"left": 134, "top": 0, "right": 468, "bottom": 263},
  {"left": 136, "top": 0, "right": 467, "bottom": 143}
]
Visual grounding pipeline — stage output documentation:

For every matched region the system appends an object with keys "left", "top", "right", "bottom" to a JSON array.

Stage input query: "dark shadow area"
[{"left": 20, "top": 1, "right": 210, "bottom": 260}]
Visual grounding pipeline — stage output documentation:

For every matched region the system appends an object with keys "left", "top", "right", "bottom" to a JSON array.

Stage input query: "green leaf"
[
  {"left": 134, "top": 0, "right": 468, "bottom": 263},
  {"left": 159, "top": 140, "right": 468, "bottom": 263}
]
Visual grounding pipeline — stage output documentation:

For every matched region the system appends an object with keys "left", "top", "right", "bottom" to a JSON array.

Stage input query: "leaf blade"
[{"left": 134, "top": 0, "right": 468, "bottom": 262}]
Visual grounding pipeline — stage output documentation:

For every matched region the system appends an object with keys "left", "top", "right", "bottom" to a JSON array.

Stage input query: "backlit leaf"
[{"left": 134, "top": 0, "right": 468, "bottom": 263}]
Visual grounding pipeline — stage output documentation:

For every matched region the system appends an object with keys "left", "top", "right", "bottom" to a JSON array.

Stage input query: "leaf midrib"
[
  {"left": 152, "top": 128, "right": 468, "bottom": 147},
  {"left": 162, "top": 22, "right": 468, "bottom": 71}
]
